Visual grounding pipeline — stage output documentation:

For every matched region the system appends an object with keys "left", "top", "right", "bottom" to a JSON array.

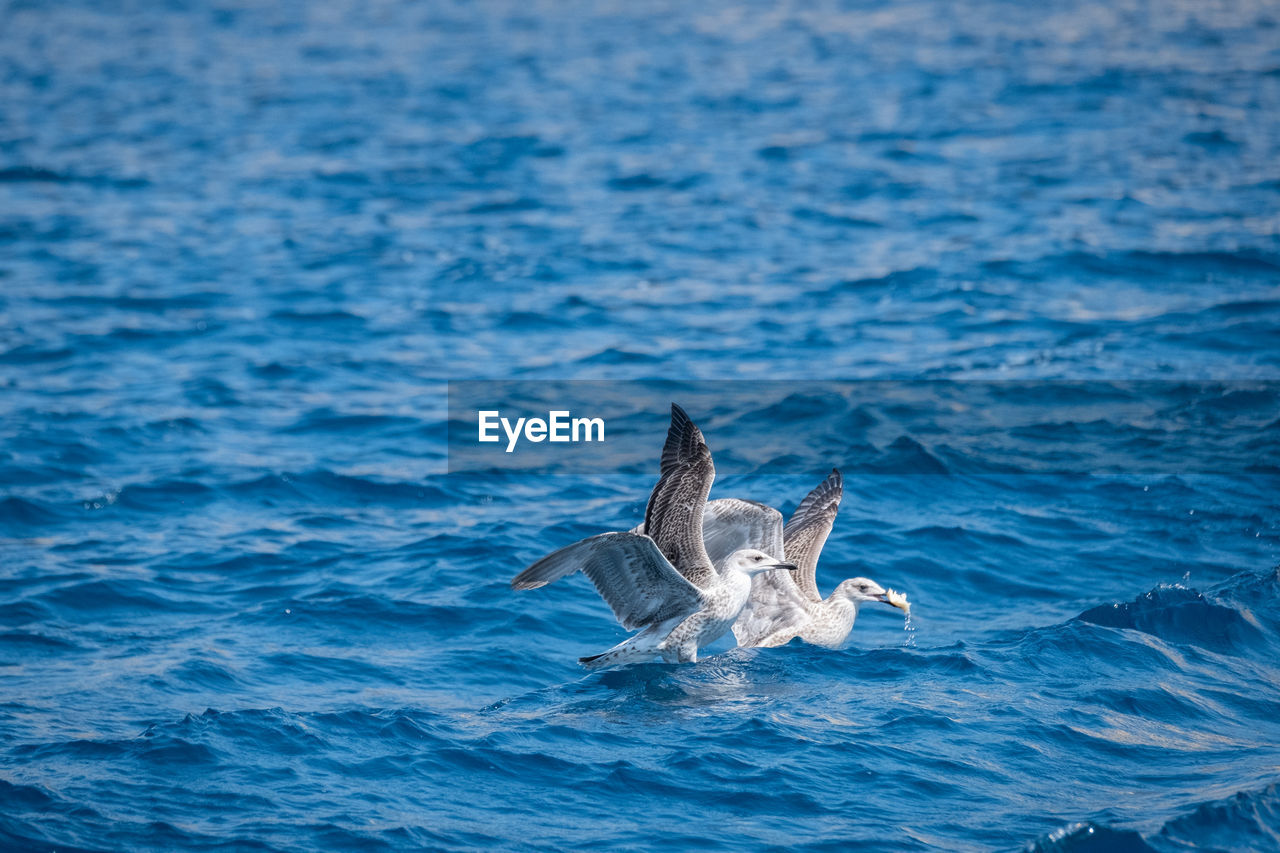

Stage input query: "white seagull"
[
  {"left": 724, "top": 469, "right": 909, "bottom": 648},
  {"left": 512, "top": 404, "right": 798, "bottom": 668}
]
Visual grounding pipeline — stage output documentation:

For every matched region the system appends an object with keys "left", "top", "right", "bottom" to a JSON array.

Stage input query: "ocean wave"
[
  {"left": 1077, "top": 569, "right": 1278, "bottom": 655},
  {"left": 1029, "top": 782, "right": 1280, "bottom": 853},
  {"left": 1154, "top": 782, "right": 1280, "bottom": 851},
  {"left": 1027, "top": 823, "right": 1155, "bottom": 853}
]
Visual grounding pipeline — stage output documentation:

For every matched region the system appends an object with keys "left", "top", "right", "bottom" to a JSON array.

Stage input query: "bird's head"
[
  {"left": 834, "top": 577, "right": 898, "bottom": 607},
  {"left": 724, "top": 549, "right": 797, "bottom": 577}
]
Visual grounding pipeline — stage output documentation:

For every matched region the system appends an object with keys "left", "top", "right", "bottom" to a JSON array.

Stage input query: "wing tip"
[
  {"left": 671, "top": 402, "right": 703, "bottom": 442},
  {"left": 784, "top": 468, "right": 844, "bottom": 537},
  {"left": 660, "top": 402, "right": 708, "bottom": 470},
  {"left": 513, "top": 535, "right": 623, "bottom": 590},
  {"left": 511, "top": 578, "right": 544, "bottom": 591},
  {"left": 510, "top": 570, "right": 548, "bottom": 590}
]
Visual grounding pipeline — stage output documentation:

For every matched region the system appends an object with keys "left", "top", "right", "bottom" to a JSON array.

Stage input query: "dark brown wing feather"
[
  {"left": 642, "top": 404, "right": 717, "bottom": 589},
  {"left": 782, "top": 469, "right": 843, "bottom": 601}
]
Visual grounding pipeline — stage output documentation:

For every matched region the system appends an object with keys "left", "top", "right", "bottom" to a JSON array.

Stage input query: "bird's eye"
[
  {"left": 859, "top": 584, "right": 868, "bottom": 592},
  {"left": 753, "top": 555, "right": 763, "bottom": 562}
]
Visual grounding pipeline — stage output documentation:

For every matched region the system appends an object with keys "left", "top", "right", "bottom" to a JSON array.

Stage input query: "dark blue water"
[{"left": 3, "top": 1, "right": 1280, "bottom": 850}]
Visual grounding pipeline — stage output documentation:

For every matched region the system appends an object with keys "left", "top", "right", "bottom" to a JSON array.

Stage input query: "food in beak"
[{"left": 884, "top": 588, "right": 911, "bottom": 614}]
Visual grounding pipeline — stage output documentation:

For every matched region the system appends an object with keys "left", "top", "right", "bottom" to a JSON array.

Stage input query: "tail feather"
[
  {"left": 577, "top": 627, "right": 666, "bottom": 669},
  {"left": 578, "top": 644, "right": 655, "bottom": 669}
]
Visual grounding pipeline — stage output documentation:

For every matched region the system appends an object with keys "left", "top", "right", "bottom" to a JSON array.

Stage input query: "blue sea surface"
[{"left": 2, "top": 1, "right": 1280, "bottom": 850}]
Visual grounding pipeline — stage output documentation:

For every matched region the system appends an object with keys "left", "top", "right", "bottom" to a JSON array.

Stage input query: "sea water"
[{"left": 2, "top": 1, "right": 1279, "bottom": 850}]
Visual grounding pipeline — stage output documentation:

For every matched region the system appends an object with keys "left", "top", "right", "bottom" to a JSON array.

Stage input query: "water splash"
[{"left": 902, "top": 611, "right": 918, "bottom": 649}]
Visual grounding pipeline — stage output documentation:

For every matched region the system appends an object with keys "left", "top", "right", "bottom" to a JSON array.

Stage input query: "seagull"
[
  {"left": 726, "top": 469, "right": 910, "bottom": 648},
  {"left": 632, "top": 462, "right": 910, "bottom": 649},
  {"left": 512, "top": 404, "right": 798, "bottom": 668}
]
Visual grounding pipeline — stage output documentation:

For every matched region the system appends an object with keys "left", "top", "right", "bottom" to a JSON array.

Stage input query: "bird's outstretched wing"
[
  {"left": 512, "top": 532, "right": 705, "bottom": 630},
  {"left": 701, "top": 498, "right": 784, "bottom": 569},
  {"left": 642, "top": 404, "right": 717, "bottom": 589},
  {"left": 782, "top": 469, "right": 843, "bottom": 602}
]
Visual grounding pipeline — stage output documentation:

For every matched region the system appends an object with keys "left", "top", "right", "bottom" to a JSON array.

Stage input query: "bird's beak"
[{"left": 773, "top": 562, "right": 799, "bottom": 572}]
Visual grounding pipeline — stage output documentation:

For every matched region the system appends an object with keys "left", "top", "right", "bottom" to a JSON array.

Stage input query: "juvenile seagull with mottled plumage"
[
  {"left": 512, "top": 404, "right": 798, "bottom": 668},
  {"left": 715, "top": 469, "right": 909, "bottom": 648}
]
